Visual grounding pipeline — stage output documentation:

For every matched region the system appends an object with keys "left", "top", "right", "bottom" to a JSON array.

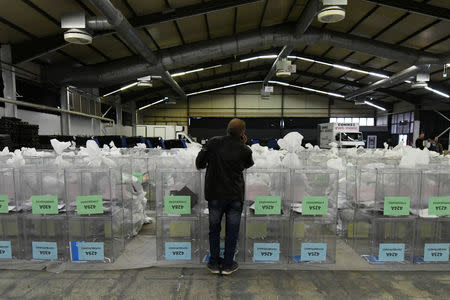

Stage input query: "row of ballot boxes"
[
  {"left": 156, "top": 168, "right": 338, "bottom": 264},
  {"left": 341, "top": 166, "right": 450, "bottom": 264}
]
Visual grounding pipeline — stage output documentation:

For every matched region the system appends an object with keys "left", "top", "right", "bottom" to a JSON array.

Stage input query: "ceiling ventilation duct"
[
  {"left": 318, "top": 0, "right": 347, "bottom": 23},
  {"left": 61, "top": 12, "right": 114, "bottom": 44}
]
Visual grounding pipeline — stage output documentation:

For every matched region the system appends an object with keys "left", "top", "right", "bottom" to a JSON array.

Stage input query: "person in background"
[
  {"left": 415, "top": 132, "right": 425, "bottom": 150},
  {"left": 196, "top": 118, "right": 254, "bottom": 275},
  {"left": 429, "top": 137, "right": 437, "bottom": 152},
  {"left": 434, "top": 136, "right": 443, "bottom": 155}
]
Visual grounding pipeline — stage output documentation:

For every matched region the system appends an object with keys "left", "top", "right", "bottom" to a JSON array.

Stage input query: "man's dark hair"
[{"left": 227, "top": 118, "right": 246, "bottom": 137}]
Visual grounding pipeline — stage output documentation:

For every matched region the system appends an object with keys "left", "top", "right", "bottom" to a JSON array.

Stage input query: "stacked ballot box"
[
  {"left": 0, "top": 167, "right": 21, "bottom": 260},
  {"left": 414, "top": 169, "right": 450, "bottom": 263},
  {"left": 19, "top": 168, "right": 69, "bottom": 261},
  {"left": 289, "top": 168, "right": 339, "bottom": 264},
  {"left": 244, "top": 169, "right": 290, "bottom": 264},
  {"left": 65, "top": 167, "right": 125, "bottom": 263},
  {"left": 156, "top": 168, "right": 202, "bottom": 263},
  {"left": 0, "top": 163, "right": 128, "bottom": 263},
  {"left": 354, "top": 168, "right": 421, "bottom": 264}
]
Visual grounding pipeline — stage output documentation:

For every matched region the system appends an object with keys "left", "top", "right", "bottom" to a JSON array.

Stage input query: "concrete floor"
[{"left": 0, "top": 268, "right": 448, "bottom": 300}]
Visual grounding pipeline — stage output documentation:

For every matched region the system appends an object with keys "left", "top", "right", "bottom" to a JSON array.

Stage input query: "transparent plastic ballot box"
[
  {"left": 156, "top": 216, "right": 200, "bottom": 262},
  {"left": 290, "top": 215, "right": 336, "bottom": 264},
  {"left": 199, "top": 214, "right": 245, "bottom": 264},
  {"left": 305, "top": 153, "right": 330, "bottom": 168},
  {"left": 0, "top": 215, "right": 21, "bottom": 260},
  {"left": 414, "top": 218, "right": 450, "bottom": 264},
  {"left": 244, "top": 216, "right": 289, "bottom": 264},
  {"left": 364, "top": 216, "right": 416, "bottom": 264},
  {"left": 290, "top": 168, "right": 339, "bottom": 218},
  {"left": 375, "top": 168, "right": 421, "bottom": 213},
  {"left": 156, "top": 169, "right": 202, "bottom": 217},
  {"left": 18, "top": 168, "right": 66, "bottom": 215},
  {"left": 355, "top": 166, "right": 379, "bottom": 211},
  {"left": 245, "top": 169, "right": 290, "bottom": 217},
  {"left": 345, "top": 210, "right": 378, "bottom": 256},
  {"left": 21, "top": 214, "right": 69, "bottom": 261},
  {"left": 420, "top": 169, "right": 450, "bottom": 217},
  {"left": 68, "top": 212, "right": 125, "bottom": 263},
  {"left": 0, "top": 167, "right": 21, "bottom": 260},
  {"left": 65, "top": 168, "right": 123, "bottom": 214}
]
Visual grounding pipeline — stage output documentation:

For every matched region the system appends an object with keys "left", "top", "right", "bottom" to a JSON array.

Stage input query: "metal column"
[
  {"left": 1, "top": 45, "right": 17, "bottom": 117},
  {"left": 130, "top": 101, "right": 137, "bottom": 136},
  {"left": 60, "top": 87, "right": 70, "bottom": 135}
]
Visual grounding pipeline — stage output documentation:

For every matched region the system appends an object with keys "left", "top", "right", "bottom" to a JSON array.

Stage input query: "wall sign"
[
  {"left": 254, "top": 196, "right": 281, "bottom": 215},
  {"left": 379, "top": 243, "right": 405, "bottom": 262},
  {"left": 76, "top": 195, "right": 103, "bottom": 215},
  {"left": 424, "top": 243, "right": 449, "bottom": 262},
  {"left": 302, "top": 196, "right": 328, "bottom": 215},
  {"left": 384, "top": 197, "right": 410, "bottom": 216},
  {"left": 253, "top": 243, "right": 280, "bottom": 262},
  {"left": 301, "top": 243, "right": 327, "bottom": 262},
  {"left": 32, "top": 196, "right": 58, "bottom": 215},
  {"left": 164, "top": 196, "right": 191, "bottom": 215},
  {"left": 32, "top": 241, "right": 58, "bottom": 260},
  {"left": 165, "top": 242, "right": 191, "bottom": 260}
]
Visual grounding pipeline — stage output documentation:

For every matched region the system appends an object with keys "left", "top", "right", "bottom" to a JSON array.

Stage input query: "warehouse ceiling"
[{"left": 0, "top": 0, "right": 449, "bottom": 108}]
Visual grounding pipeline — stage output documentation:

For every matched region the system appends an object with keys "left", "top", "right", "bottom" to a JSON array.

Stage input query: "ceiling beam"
[
  {"left": 12, "top": 0, "right": 264, "bottom": 63},
  {"left": 361, "top": 0, "right": 450, "bottom": 21}
]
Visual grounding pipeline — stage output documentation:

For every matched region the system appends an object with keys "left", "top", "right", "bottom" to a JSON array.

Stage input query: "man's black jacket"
[{"left": 196, "top": 135, "right": 254, "bottom": 202}]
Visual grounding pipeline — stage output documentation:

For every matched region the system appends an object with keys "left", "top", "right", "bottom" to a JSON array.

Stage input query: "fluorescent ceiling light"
[
  {"left": 246, "top": 54, "right": 390, "bottom": 79},
  {"left": 269, "top": 80, "right": 345, "bottom": 98},
  {"left": 240, "top": 55, "right": 277, "bottom": 63},
  {"left": 138, "top": 97, "right": 169, "bottom": 111},
  {"left": 102, "top": 82, "right": 138, "bottom": 97},
  {"left": 171, "top": 65, "right": 222, "bottom": 77},
  {"left": 425, "top": 86, "right": 450, "bottom": 98},
  {"left": 364, "top": 100, "right": 386, "bottom": 111},
  {"left": 186, "top": 81, "right": 261, "bottom": 96}
]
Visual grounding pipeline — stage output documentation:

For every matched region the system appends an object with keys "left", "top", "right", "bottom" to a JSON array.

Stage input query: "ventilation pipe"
[
  {"left": 262, "top": 0, "right": 321, "bottom": 87},
  {"left": 88, "top": 0, "right": 186, "bottom": 99},
  {"left": 345, "top": 65, "right": 431, "bottom": 100},
  {"left": 51, "top": 24, "right": 443, "bottom": 87}
]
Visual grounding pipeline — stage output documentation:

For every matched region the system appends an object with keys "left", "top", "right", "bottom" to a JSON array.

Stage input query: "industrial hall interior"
[{"left": 0, "top": 0, "right": 449, "bottom": 299}]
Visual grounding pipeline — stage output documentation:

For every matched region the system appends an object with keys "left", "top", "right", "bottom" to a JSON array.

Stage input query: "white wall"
[
  {"left": 0, "top": 107, "right": 107, "bottom": 136},
  {"left": 17, "top": 109, "right": 61, "bottom": 135}
]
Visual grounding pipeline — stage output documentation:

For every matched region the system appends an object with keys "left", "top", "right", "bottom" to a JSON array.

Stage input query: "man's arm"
[
  {"left": 243, "top": 148, "right": 254, "bottom": 169},
  {"left": 196, "top": 144, "right": 209, "bottom": 169}
]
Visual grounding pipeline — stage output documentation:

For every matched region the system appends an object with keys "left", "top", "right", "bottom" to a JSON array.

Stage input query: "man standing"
[
  {"left": 196, "top": 118, "right": 254, "bottom": 275},
  {"left": 415, "top": 132, "right": 425, "bottom": 150}
]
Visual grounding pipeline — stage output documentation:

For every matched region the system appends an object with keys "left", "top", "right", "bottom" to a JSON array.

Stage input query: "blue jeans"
[{"left": 208, "top": 200, "right": 243, "bottom": 267}]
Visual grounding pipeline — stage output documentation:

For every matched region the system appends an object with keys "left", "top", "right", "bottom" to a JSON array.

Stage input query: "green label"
[
  {"left": 0, "top": 194, "right": 8, "bottom": 213},
  {"left": 384, "top": 197, "right": 410, "bottom": 216},
  {"left": 429, "top": 197, "right": 450, "bottom": 216},
  {"left": 76, "top": 195, "right": 103, "bottom": 215},
  {"left": 164, "top": 196, "right": 191, "bottom": 214},
  {"left": 302, "top": 196, "right": 328, "bottom": 215},
  {"left": 254, "top": 196, "right": 281, "bottom": 215},
  {"left": 32, "top": 195, "right": 58, "bottom": 215},
  {"left": 132, "top": 172, "right": 143, "bottom": 183}
]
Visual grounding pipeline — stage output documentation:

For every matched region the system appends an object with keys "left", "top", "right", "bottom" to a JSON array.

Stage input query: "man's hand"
[{"left": 242, "top": 134, "right": 248, "bottom": 144}]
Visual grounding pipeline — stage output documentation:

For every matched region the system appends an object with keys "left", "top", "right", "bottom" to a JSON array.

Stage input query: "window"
[
  {"left": 377, "top": 115, "right": 388, "bottom": 126},
  {"left": 391, "top": 112, "right": 414, "bottom": 134},
  {"left": 330, "top": 117, "right": 376, "bottom": 126}
]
